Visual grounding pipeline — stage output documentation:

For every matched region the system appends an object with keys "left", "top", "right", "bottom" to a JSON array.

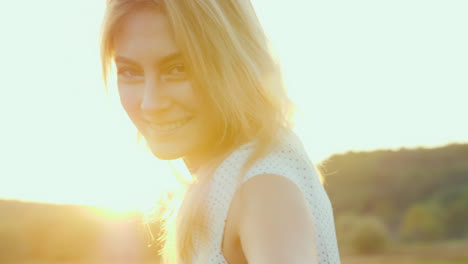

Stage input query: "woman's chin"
[
  {"left": 147, "top": 141, "right": 187, "bottom": 160},
  {"left": 149, "top": 147, "right": 182, "bottom": 160}
]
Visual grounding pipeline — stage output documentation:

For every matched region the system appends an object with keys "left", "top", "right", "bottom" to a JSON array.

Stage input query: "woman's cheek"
[{"left": 119, "top": 87, "right": 144, "bottom": 127}]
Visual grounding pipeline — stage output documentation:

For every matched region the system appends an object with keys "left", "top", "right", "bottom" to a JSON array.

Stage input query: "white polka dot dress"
[{"left": 191, "top": 130, "right": 341, "bottom": 263}]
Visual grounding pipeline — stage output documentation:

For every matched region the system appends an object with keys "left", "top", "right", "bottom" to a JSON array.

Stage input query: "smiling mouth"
[{"left": 149, "top": 117, "right": 193, "bottom": 132}]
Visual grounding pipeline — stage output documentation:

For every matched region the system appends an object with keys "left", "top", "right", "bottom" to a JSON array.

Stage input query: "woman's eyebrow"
[
  {"left": 115, "top": 56, "right": 138, "bottom": 65},
  {"left": 158, "top": 52, "right": 182, "bottom": 67},
  {"left": 114, "top": 53, "right": 182, "bottom": 67}
]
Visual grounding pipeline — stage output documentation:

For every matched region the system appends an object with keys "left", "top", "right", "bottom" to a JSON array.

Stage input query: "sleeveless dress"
[{"left": 190, "top": 130, "right": 341, "bottom": 263}]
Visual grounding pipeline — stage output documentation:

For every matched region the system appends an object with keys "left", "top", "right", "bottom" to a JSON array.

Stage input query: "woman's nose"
[{"left": 140, "top": 77, "right": 171, "bottom": 114}]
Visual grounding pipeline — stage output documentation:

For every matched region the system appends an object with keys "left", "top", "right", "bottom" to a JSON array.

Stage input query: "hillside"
[{"left": 321, "top": 143, "right": 468, "bottom": 242}]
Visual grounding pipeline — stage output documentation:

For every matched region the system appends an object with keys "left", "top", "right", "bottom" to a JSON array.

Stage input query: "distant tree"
[
  {"left": 348, "top": 216, "right": 390, "bottom": 254},
  {"left": 334, "top": 213, "right": 360, "bottom": 250},
  {"left": 400, "top": 204, "right": 444, "bottom": 241},
  {"left": 441, "top": 189, "right": 468, "bottom": 238}
]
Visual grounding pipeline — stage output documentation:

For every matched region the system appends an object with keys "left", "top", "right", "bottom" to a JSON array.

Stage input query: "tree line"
[{"left": 322, "top": 143, "right": 468, "bottom": 253}]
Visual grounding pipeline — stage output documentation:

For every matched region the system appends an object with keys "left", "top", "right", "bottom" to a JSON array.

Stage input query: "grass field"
[
  {"left": 5, "top": 240, "right": 468, "bottom": 264},
  {"left": 342, "top": 239, "right": 468, "bottom": 264},
  {"left": 6, "top": 257, "right": 468, "bottom": 264},
  {"left": 343, "top": 258, "right": 467, "bottom": 264}
]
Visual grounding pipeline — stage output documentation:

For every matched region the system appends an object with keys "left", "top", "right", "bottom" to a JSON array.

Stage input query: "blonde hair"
[{"left": 100, "top": 0, "right": 296, "bottom": 263}]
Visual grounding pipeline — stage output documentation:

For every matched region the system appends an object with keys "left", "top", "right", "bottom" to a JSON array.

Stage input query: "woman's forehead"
[
  {"left": 115, "top": 9, "right": 169, "bottom": 42},
  {"left": 113, "top": 9, "right": 179, "bottom": 65}
]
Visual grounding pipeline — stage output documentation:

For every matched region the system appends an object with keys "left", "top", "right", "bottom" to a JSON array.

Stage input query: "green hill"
[{"left": 321, "top": 143, "right": 468, "bottom": 243}]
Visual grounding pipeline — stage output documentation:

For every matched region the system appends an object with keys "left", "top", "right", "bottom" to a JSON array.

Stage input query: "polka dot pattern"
[{"left": 191, "top": 131, "right": 341, "bottom": 263}]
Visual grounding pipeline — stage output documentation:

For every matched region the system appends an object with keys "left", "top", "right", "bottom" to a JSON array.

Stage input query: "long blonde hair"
[{"left": 100, "top": 0, "right": 296, "bottom": 263}]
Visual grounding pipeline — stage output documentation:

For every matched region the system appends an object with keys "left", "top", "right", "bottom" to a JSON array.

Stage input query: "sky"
[{"left": 1, "top": 0, "right": 467, "bottom": 211}]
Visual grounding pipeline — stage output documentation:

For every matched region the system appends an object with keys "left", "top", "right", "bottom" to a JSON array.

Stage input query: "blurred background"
[{"left": 1, "top": 0, "right": 467, "bottom": 263}]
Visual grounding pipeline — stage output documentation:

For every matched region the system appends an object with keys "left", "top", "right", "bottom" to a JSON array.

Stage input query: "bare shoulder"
[
  {"left": 235, "top": 173, "right": 319, "bottom": 264},
  {"left": 239, "top": 174, "right": 307, "bottom": 211}
]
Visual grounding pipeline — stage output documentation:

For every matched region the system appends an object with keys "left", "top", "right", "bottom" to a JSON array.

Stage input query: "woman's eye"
[
  {"left": 164, "top": 64, "right": 187, "bottom": 81},
  {"left": 117, "top": 67, "right": 143, "bottom": 81}
]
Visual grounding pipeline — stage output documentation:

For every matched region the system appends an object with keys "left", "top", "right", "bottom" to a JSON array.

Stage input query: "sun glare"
[
  {"left": 1, "top": 0, "right": 466, "bottom": 209},
  {"left": 90, "top": 206, "right": 140, "bottom": 220}
]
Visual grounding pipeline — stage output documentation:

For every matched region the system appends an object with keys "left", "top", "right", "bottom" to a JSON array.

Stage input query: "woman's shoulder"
[
  {"left": 223, "top": 132, "right": 331, "bottom": 263},
  {"left": 210, "top": 129, "right": 321, "bottom": 190},
  {"left": 240, "top": 130, "right": 321, "bottom": 185}
]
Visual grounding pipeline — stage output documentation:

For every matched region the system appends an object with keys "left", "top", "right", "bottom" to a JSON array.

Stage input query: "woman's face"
[{"left": 113, "top": 9, "right": 220, "bottom": 166}]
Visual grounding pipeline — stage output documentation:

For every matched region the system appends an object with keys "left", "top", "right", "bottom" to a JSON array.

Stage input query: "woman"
[{"left": 100, "top": 0, "right": 341, "bottom": 263}]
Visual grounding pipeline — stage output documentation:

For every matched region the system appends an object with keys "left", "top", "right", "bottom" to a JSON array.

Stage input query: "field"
[
  {"left": 3, "top": 240, "right": 467, "bottom": 264},
  {"left": 342, "top": 239, "right": 468, "bottom": 264}
]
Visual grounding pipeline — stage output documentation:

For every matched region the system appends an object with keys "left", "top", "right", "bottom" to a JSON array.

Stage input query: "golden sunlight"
[
  {"left": 1, "top": 0, "right": 467, "bottom": 211},
  {"left": 1, "top": 1, "right": 467, "bottom": 264}
]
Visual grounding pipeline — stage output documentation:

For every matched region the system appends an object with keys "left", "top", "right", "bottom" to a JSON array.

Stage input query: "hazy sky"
[{"left": 1, "top": 0, "right": 467, "bottom": 210}]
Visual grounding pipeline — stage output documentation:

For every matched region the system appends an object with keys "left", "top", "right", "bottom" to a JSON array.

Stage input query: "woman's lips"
[{"left": 149, "top": 116, "right": 193, "bottom": 134}]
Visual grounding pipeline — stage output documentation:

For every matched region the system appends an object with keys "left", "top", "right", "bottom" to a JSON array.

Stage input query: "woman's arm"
[{"left": 237, "top": 174, "right": 319, "bottom": 264}]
